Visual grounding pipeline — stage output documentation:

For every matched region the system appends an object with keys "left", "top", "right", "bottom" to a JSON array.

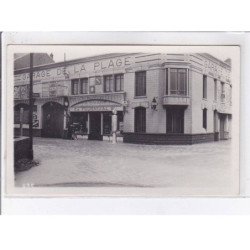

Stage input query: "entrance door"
[
  {"left": 42, "top": 102, "right": 64, "bottom": 138},
  {"left": 88, "top": 112, "right": 102, "bottom": 140},
  {"left": 166, "top": 107, "right": 184, "bottom": 133}
]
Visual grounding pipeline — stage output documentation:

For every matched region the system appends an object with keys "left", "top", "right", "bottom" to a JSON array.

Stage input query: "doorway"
[
  {"left": 88, "top": 112, "right": 102, "bottom": 140},
  {"left": 42, "top": 102, "right": 64, "bottom": 138}
]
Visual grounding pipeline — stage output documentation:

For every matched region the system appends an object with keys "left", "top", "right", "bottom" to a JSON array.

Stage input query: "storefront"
[{"left": 14, "top": 52, "right": 232, "bottom": 144}]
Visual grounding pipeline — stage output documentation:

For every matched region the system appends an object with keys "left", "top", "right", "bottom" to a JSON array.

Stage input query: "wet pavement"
[{"left": 15, "top": 137, "right": 236, "bottom": 193}]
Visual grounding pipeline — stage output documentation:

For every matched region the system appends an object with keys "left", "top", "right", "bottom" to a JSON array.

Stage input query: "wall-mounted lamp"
[
  {"left": 64, "top": 96, "right": 69, "bottom": 109},
  {"left": 151, "top": 97, "right": 158, "bottom": 111}
]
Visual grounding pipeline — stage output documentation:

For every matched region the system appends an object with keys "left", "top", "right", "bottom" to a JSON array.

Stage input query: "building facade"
[{"left": 14, "top": 52, "right": 232, "bottom": 144}]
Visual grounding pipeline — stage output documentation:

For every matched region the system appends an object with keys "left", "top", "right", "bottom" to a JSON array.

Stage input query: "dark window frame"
[
  {"left": 135, "top": 71, "right": 146, "bottom": 97},
  {"left": 214, "top": 79, "right": 217, "bottom": 101},
  {"left": 168, "top": 68, "right": 188, "bottom": 96},
  {"left": 114, "top": 74, "right": 124, "bottom": 92},
  {"left": 71, "top": 79, "right": 79, "bottom": 95},
  {"left": 203, "top": 108, "right": 207, "bottom": 130},
  {"left": 203, "top": 75, "right": 207, "bottom": 99},
  {"left": 80, "top": 78, "right": 88, "bottom": 94},
  {"left": 166, "top": 107, "right": 184, "bottom": 134},
  {"left": 221, "top": 82, "right": 225, "bottom": 102},
  {"left": 103, "top": 75, "right": 113, "bottom": 93}
]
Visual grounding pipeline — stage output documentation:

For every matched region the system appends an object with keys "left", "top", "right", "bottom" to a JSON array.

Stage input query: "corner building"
[{"left": 14, "top": 53, "right": 232, "bottom": 144}]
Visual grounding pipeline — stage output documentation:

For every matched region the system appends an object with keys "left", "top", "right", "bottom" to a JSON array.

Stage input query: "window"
[
  {"left": 104, "top": 75, "right": 113, "bottom": 92},
  {"left": 166, "top": 108, "right": 184, "bottom": 133},
  {"left": 203, "top": 75, "right": 207, "bottom": 99},
  {"left": 203, "top": 108, "right": 207, "bottom": 130},
  {"left": 135, "top": 71, "right": 146, "bottom": 97},
  {"left": 214, "top": 79, "right": 217, "bottom": 101},
  {"left": 166, "top": 69, "right": 169, "bottom": 95},
  {"left": 169, "top": 68, "right": 187, "bottom": 95},
  {"left": 114, "top": 74, "right": 124, "bottom": 92},
  {"left": 80, "top": 78, "right": 88, "bottom": 94},
  {"left": 221, "top": 82, "right": 225, "bottom": 102},
  {"left": 134, "top": 107, "right": 146, "bottom": 133},
  {"left": 71, "top": 79, "right": 79, "bottom": 95}
]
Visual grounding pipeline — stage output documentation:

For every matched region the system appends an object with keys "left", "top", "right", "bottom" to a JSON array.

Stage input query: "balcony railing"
[{"left": 163, "top": 95, "right": 190, "bottom": 106}]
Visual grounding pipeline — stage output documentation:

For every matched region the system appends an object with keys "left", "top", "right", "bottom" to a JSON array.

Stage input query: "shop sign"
[
  {"left": 33, "top": 112, "right": 39, "bottom": 127},
  {"left": 15, "top": 56, "right": 133, "bottom": 84},
  {"left": 70, "top": 106, "right": 113, "bottom": 112},
  {"left": 14, "top": 85, "right": 29, "bottom": 99}
]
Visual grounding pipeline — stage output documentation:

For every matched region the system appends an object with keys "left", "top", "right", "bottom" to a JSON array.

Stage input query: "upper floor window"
[
  {"left": 80, "top": 78, "right": 88, "bottom": 94},
  {"left": 168, "top": 68, "right": 187, "bottom": 96},
  {"left": 203, "top": 75, "right": 207, "bottom": 99},
  {"left": 214, "top": 79, "right": 217, "bottom": 101},
  {"left": 221, "top": 82, "right": 225, "bottom": 102},
  {"left": 104, "top": 75, "right": 113, "bottom": 93},
  {"left": 114, "top": 74, "right": 124, "bottom": 92},
  {"left": 71, "top": 79, "right": 79, "bottom": 95},
  {"left": 135, "top": 71, "right": 146, "bottom": 97}
]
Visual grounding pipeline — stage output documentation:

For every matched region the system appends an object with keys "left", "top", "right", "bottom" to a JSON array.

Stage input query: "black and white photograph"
[{"left": 4, "top": 42, "right": 240, "bottom": 197}]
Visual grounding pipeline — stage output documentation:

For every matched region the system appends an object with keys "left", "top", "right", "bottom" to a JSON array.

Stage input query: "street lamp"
[
  {"left": 151, "top": 97, "right": 158, "bottom": 111},
  {"left": 64, "top": 96, "right": 69, "bottom": 109}
]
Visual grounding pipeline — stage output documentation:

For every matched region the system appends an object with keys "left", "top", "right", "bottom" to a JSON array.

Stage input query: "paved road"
[{"left": 15, "top": 138, "right": 237, "bottom": 195}]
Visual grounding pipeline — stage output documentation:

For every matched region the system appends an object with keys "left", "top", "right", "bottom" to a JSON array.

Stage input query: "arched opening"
[
  {"left": 134, "top": 107, "right": 146, "bottom": 133},
  {"left": 42, "top": 102, "right": 64, "bottom": 138}
]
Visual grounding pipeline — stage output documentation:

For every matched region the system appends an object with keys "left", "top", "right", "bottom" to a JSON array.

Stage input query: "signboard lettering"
[{"left": 15, "top": 56, "right": 133, "bottom": 85}]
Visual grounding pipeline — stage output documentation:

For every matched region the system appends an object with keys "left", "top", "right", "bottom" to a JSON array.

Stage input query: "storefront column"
[
  {"left": 101, "top": 113, "right": 103, "bottom": 135},
  {"left": 112, "top": 110, "right": 118, "bottom": 144}
]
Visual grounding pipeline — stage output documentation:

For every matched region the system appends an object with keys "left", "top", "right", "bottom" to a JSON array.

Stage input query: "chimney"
[{"left": 50, "top": 53, "right": 54, "bottom": 59}]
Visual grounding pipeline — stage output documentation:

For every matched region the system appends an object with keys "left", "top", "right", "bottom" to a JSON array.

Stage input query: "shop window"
[
  {"left": 166, "top": 108, "right": 184, "bottom": 133},
  {"left": 135, "top": 71, "right": 146, "bottom": 97},
  {"left": 214, "top": 79, "right": 217, "bottom": 101},
  {"left": 203, "top": 75, "right": 207, "bottom": 99},
  {"left": 169, "top": 69, "right": 187, "bottom": 95},
  {"left": 114, "top": 74, "right": 124, "bottom": 92},
  {"left": 134, "top": 107, "right": 146, "bottom": 133},
  {"left": 104, "top": 75, "right": 113, "bottom": 92},
  {"left": 103, "top": 113, "right": 112, "bottom": 135},
  {"left": 203, "top": 108, "right": 207, "bottom": 130},
  {"left": 80, "top": 78, "right": 88, "bottom": 94}
]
